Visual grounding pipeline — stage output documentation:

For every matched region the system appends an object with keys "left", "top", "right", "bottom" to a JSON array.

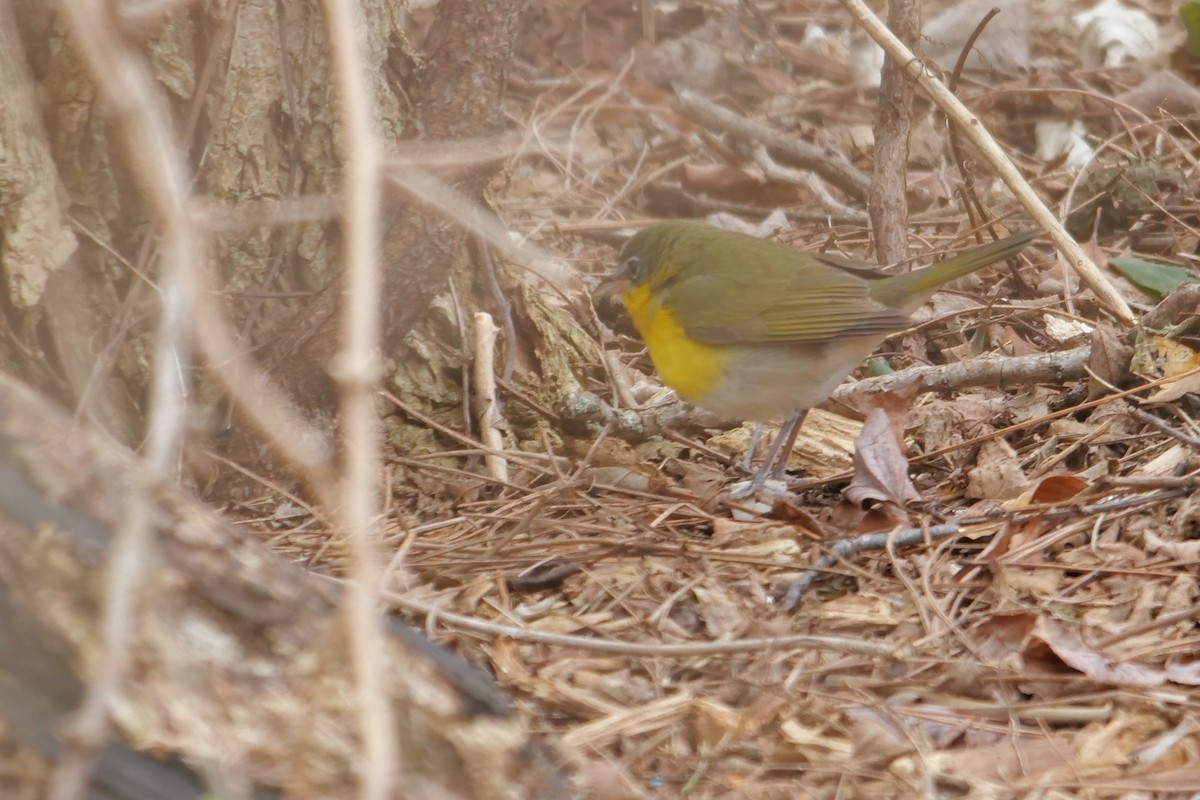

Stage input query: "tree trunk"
[{"left": 1, "top": 0, "right": 533, "bottom": 451}]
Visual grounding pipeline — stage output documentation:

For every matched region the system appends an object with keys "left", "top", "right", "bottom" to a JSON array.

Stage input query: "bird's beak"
[{"left": 591, "top": 272, "right": 631, "bottom": 300}]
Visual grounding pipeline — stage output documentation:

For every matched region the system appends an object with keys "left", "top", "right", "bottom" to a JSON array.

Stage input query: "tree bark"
[
  {"left": 869, "top": 0, "right": 921, "bottom": 265},
  {"left": 1, "top": 0, "right": 528, "bottom": 440},
  {"left": 265, "top": 0, "right": 528, "bottom": 410}
]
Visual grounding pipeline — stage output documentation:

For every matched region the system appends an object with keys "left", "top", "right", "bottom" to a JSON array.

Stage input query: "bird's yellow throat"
[{"left": 621, "top": 282, "right": 729, "bottom": 403}]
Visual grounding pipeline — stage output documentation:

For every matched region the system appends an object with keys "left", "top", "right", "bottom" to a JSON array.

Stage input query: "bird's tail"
[{"left": 878, "top": 229, "right": 1043, "bottom": 313}]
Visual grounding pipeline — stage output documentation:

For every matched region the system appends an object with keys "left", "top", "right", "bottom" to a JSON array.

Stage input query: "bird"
[{"left": 595, "top": 220, "right": 1039, "bottom": 498}]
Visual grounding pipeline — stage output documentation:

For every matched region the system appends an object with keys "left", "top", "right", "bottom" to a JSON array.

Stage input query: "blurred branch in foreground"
[{"left": 0, "top": 372, "right": 567, "bottom": 800}]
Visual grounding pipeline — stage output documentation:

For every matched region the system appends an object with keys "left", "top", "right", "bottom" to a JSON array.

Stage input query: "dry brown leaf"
[
  {"left": 1140, "top": 442, "right": 1190, "bottom": 476},
  {"left": 844, "top": 392, "right": 920, "bottom": 510},
  {"left": 911, "top": 394, "right": 1002, "bottom": 454},
  {"left": 971, "top": 613, "right": 1038, "bottom": 662},
  {"left": 690, "top": 698, "right": 745, "bottom": 750},
  {"left": 920, "top": 732, "right": 1077, "bottom": 791},
  {"left": 674, "top": 458, "right": 731, "bottom": 499},
  {"left": 1145, "top": 366, "right": 1200, "bottom": 403},
  {"left": 691, "top": 585, "right": 745, "bottom": 640},
  {"left": 1169, "top": 493, "right": 1200, "bottom": 542},
  {"left": 562, "top": 692, "right": 694, "bottom": 752},
  {"left": 708, "top": 517, "right": 776, "bottom": 546},
  {"left": 1074, "top": 709, "right": 1168, "bottom": 767},
  {"left": 818, "top": 593, "right": 906, "bottom": 628},
  {"left": 1116, "top": 69, "right": 1200, "bottom": 116},
  {"left": 1087, "top": 321, "right": 1135, "bottom": 398},
  {"left": 923, "top": 0, "right": 1032, "bottom": 73},
  {"left": 1032, "top": 617, "right": 1200, "bottom": 687},
  {"left": 571, "top": 760, "right": 649, "bottom": 800},
  {"left": 924, "top": 290, "right": 982, "bottom": 321},
  {"left": 766, "top": 502, "right": 825, "bottom": 542},
  {"left": 1158, "top": 337, "right": 1200, "bottom": 379},
  {"left": 994, "top": 564, "right": 1062, "bottom": 596},
  {"left": 1142, "top": 527, "right": 1200, "bottom": 561},
  {"left": 778, "top": 718, "right": 853, "bottom": 757},
  {"left": 581, "top": 465, "right": 668, "bottom": 493},
  {"left": 632, "top": 17, "right": 732, "bottom": 92},
  {"left": 1002, "top": 473, "right": 1089, "bottom": 524},
  {"left": 1030, "top": 474, "right": 1090, "bottom": 504},
  {"left": 966, "top": 438, "right": 1029, "bottom": 501},
  {"left": 815, "top": 122, "right": 875, "bottom": 160},
  {"left": 998, "top": 324, "right": 1042, "bottom": 357},
  {"left": 845, "top": 707, "right": 916, "bottom": 768},
  {"left": 678, "top": 162, "right": 798, "bottom": 207}
]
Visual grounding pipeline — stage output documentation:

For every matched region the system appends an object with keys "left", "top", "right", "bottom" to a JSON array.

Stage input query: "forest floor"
[{"left": 264, "top": 1, "right": 1200, "bottom": 796}]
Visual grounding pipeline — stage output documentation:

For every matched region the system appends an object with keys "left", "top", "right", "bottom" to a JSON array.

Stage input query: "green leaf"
[
  {"left": 1182, "top": 3, "right": 1200, "bottom": 57},
  {"left": 865, "top": 357, "right": 893, "bottom": 377},
  {"left": 1109, "top": 256, "right": 1196, "bottom": 297}
]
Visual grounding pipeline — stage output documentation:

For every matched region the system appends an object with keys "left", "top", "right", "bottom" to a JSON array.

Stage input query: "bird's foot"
[
  {"left": 725, "top": 475, "right": 795, "bottom": 519},
  {"left": 727, "top": 476, "right": 790, "bottom": 500}
]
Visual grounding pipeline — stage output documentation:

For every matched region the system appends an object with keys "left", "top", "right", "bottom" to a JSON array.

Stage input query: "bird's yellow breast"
[{"left": 622, "top": 283, "right": 728, "bottom": 403}]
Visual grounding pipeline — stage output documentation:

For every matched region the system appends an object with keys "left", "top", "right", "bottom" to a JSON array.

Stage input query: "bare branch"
[
  {"left": 320, "top": 0, "right": 397, "bottom": 795},
  {"left": 51, "top": 3, "right": 202, "bottom": 795}
]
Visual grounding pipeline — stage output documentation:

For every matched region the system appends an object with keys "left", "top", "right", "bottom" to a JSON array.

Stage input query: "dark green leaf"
[{"left": 1109, "top": 256, "right": 1196, "bottom": 297}]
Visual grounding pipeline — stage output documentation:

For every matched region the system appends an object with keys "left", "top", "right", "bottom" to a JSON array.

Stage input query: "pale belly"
[{"left": 693, "top": 336, "right": 883, "bottom": 421}]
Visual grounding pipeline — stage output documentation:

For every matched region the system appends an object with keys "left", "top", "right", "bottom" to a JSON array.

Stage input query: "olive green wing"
[{"left": 662, "top": 248, "right": 911, "bottom": 345}]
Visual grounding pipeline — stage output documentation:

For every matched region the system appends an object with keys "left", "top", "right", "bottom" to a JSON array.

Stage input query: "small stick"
[
  {"left": 834, "top": 344, "right": 1092, "bottom": 399},
  {"left": 473, "top": 312, "right": 509, "bottom": 482}
]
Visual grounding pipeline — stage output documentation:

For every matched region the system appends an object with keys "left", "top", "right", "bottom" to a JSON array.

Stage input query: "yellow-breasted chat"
[{"left": 595, "top": 221, "right": 1040, "bottom": 497}]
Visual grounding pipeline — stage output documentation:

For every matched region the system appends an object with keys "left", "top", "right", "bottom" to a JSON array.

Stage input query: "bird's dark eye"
[{"left": 622, "top": 255, "right": 645, "bottom": 283}]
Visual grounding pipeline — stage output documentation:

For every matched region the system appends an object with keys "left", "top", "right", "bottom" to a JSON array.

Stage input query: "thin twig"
[
  {"left": 473, "top": 312, "right": 510, "bottom": 482},
  {"left": 782, "top": 487, "right": 1191, "bottom": 610},
  {"left": 783, "top": 524, "right": 963, "bottom": 611},
  {"left": 384, "top": 165, "right": 574, "bottom": 291},
  {"left": 1142, "top": 282, "right": 1200, "bottom": 330},
  {"left": 794, "top": 366, "right": 1200, "bottom": 493},
  {"left": 566, "top": 345, "right": 1093, "bottom": 445},
  {"left": 375, "top": 584, "right": 900, "bottom": 658},
  {"left": 1093, "top": 606, "right": 1200, "bottom": 649},
  {"left": 51, "top": 3, "right": 199, "bottom": 797},
  {"left": 833, "top": 344, "right": 1092, "bottom": 400},
  {"left": 321, "top": 0, "right": 398, "bottom": 796},
  {"left": 1131, "top": 408, "right": 1200, "bottom": 450}
]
